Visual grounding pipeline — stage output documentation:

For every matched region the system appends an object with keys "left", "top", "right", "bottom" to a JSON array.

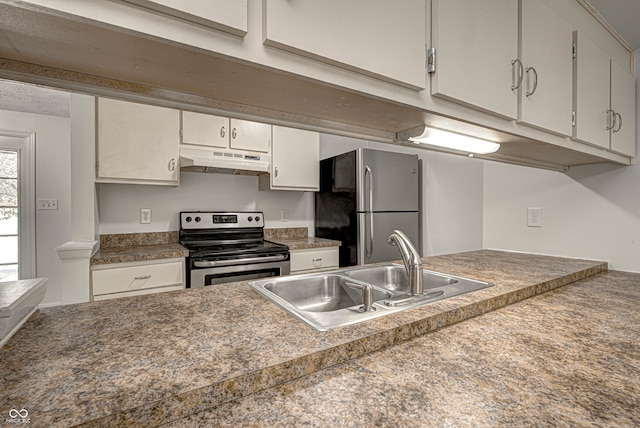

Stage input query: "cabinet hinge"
[
  {"left": 572, "top": 110, "right": 576, "bottom": 127},
  {"left": 427, "top": 47, "right": 436, "bottom": 73},
  {"left": 572, "top": 42, "right": 576, "bottom": 59}
]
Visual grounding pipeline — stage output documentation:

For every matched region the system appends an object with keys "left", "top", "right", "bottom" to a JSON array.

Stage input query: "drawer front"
[
  {"left": 290, "top": 248, "right": 339, "bottom": 273},
  {"left": 92, "top": 261, "right": 184, "bottom": 296}
]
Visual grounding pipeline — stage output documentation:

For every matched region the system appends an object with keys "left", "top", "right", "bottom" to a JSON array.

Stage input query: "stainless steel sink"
[
  {"left": 263, "top": 274, "right": 391, "bottom": 312},
  {"left": 249, "top": 264, "right": 493, "bottom": 331},
  {"left": 342, "top": 264, "right": 458, "bottom": 293}
]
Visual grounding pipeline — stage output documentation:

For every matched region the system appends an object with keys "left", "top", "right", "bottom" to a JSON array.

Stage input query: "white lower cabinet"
[
  {"left": 290, "top": 247, "right": 339, "bottom": 274},
  {"left": 91, "top": 258, "right": 185, "bottom": 301}
]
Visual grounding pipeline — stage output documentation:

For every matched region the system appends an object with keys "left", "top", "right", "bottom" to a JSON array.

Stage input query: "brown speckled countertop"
[
  {"left": 0, "top": 250, "right": 612, "bottom": 427},
  {"left": 265, "top": 227, "right": 340, "bottom": 250},
  {"left": 91, "top": 232, "right": 189, "bottom": 265},
  {"left": 170, "top": 269, "right": 640, "bottom": 427}
]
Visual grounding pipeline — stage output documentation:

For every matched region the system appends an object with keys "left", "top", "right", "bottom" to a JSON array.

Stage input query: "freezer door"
[
  {"left": 357, "top": 149, "right": 419, "bottom": 212},
  {"left": 357, "top": 212, "right": 420, "bottom": 265}
]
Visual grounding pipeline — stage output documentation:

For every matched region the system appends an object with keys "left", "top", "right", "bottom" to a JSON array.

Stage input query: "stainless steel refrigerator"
[{"left": 315, "top": 148, "right": 421, "bottom": 266}]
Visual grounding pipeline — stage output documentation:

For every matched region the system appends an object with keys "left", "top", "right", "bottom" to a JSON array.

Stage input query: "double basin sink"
[{"left": 249, "top": 264, "right": 493, "bottom": 331}]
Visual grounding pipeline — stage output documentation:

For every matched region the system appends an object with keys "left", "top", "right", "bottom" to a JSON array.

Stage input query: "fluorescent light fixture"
[{"left": 399, "top": 126, "right": 500, "bottom": 154}]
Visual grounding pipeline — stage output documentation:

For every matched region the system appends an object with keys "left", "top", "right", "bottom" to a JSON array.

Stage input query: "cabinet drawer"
[
  {"left": 92, "top": 260, "right": 184, "bottom": 296},
  {"left": 290, "top": 248, "right": 339, "bottom": 273}
]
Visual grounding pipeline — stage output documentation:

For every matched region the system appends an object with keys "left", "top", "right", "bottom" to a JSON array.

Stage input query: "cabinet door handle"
[
  {"left": 232, "top": 127, "right": 237, "bottom": 139},
  {"left": 312, "top": 258, "right": 323, "bottom": 267},
  {"left": 511, "top": 59, "right": 523, "bottom": 90},
  {"left": 613, "top": 112, "right": 622, "bottom": 133},
  {"left": 606, "top": 110, "right": 615, "bottom": 131},
  {"left": 525, "top": 66, "right": 538, "bottom": 97},
  {"left": 168, "top": 158, "right": 176, "bottom": 171},
  {"left": 134, "top": 275, "right": 151, "bottom": 280},
  {"left": 220, "top": 126, "right": 226, "bottom": 138}
]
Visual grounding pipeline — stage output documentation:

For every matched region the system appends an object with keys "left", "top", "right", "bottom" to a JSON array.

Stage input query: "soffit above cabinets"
[{"left": 0, "top": 1, "right": 633, "bottom": 172}]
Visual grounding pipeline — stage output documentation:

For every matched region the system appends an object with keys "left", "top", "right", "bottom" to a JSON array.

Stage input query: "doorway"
[{"left": 0, "top": 134, "right": 35, "bottom": 281}]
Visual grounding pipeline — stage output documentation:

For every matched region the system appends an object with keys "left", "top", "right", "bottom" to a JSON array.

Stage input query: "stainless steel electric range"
[{"left": 179, "top": 211, "right": 290, "bottom": 288}]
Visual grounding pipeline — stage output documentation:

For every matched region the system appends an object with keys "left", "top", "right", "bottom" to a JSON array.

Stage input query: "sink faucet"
[{"left": 387, "top": 230, "right": 423, "bottom": 295}]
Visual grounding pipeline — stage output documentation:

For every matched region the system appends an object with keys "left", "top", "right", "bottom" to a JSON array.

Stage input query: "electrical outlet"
[
  {"left": 140, "top": 208, "right": 151, "bottom": 224},
  {"left": 527, "top": 207, "right": 542, "bottom": 227},
  {"left": 38, "top": 199, "right": 58, "bottom": 210},
  {"left": 281, "top": 209, "right": 290, "bottom": 222}
]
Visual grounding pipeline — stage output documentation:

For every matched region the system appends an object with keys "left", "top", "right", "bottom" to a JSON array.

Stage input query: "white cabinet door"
[
  {"left": 264, "top": 126, "right": 319, "bottom": 191},
  {"left": 573, "top": 32, "right": 613, "bottom": 150},
  {"left": 229, "top": 119, "right": 271, "bottom": 153},
  {"left": 124, "top": 0, "right": 247, "bottom": 36},
  {"left": 263, "top": 0, "right": 426, "bottom": 90},
  {"left": 519, "top": 0, "right": 572, "bottom": 136},
  {"left": 432, "top": 0, "right": 518, "bottom": 119},
  {"left": 610, "top": 61, "right": 636, "bottom": 157},
  {"left": 182, "top": 111, "right": 228, "bottom": 148},
  {"left": 97, "top": 98, "right": 180, "bottom": 185}
]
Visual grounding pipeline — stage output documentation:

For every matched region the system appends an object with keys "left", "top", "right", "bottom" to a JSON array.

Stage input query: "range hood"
[{"left": 179, "top": 145, "right": 270, "bottom": 176}]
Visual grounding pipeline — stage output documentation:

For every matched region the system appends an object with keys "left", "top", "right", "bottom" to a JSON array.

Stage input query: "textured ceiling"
[{"left": 0, "top": 80, "right": 70, "bottom": 117}]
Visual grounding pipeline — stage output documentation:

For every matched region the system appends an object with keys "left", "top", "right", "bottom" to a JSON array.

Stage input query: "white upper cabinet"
[
  {"left": 431, "top": 0, "right": 518, "bottom": 119},
  {"left": 229, "top": 119, "right": 271, "bottom": 153},
  {"left": 573, "top": 32, "right": 610, "bottom": 149},
  {"left": 181, "top": 112, "right": 271, "bottom": 153},
  {"left": 259, "top": 126, "right": 319, "bottom": 192},
  {"left": 181, "top": 111, "right": 228, "bottom": 148},
  {"left": 123, "top": 0, "right": 247, "bottom": 36},
  {"left": 610, "top": 61, "right": 636, "bottom": 157},
  {"left": 97, "top": 98, "right": 180, "bottom": 185},
  {"left": 433, "top": 0, "right": 573, "bottom": 135},
  {"left": 263, "top": 0, "right": 426, "bottom": 90},
  {"left": 518, "top": 0, "right": 573, "bottom": 136},
  {"left": 573, "top": 31, "right": 635, "bottom": 157}
]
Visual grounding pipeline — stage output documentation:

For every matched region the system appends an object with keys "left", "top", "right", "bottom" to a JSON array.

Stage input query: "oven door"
[{"left": 189, "top": 259, "right": 290, "bottom": 288}]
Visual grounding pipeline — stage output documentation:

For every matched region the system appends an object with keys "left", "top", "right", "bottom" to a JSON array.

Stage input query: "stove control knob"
[
  {"left": 247, "top": 216, "right": 253, "bottom": 222},
  {"left": 185, "top": 216, "right": 192, "bottom": 223},
  {"left": 195, "top": 216, "right": 201, "bottom": 223},
  {"left": 255, "top": 216, "right": 261, "bottom": 222}
]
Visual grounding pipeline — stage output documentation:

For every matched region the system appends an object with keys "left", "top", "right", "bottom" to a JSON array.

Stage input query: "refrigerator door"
[
  {"left": 357, "top": 149, "right": 419, "bottom": 212},
  {"left": 357, "top": 212, "right": 420, "bottom": 265}
]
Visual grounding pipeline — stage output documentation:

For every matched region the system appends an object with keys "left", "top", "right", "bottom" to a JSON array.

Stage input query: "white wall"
[
  {"left": 99, "top": 133, "right": 485, "bottom": 257},
  {"left": 98, "top": 172, "right": 314, "bottom": 234},
  {"left": 483, "top": 49, "right": 640, "bottom": 272},
  {"left": 0, "top": 110, "right": 72, "bottom": 304},
  {"left": 320, "top": 134, "right": 485, "bottom": 256}
]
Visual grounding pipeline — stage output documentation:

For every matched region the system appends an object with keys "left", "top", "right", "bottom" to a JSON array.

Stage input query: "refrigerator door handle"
[{"left": 365, "top": 165, "right": 374, "bottom": 259}]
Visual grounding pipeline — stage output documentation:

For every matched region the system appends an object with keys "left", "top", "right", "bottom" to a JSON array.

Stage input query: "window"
[
  {"left": 0, "top": 135, "right": 35, "bottom": 281},
  {"left": 0, "top": 150, "right": 18, "bottom": 281}
]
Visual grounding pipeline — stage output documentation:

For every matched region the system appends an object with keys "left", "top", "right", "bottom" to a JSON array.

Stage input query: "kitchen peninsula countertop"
[
  {"left": 0, "top": 250, "right": 613, "bottom": 427},
  {"left": 171, "top": 269, "right": 640, "bottom": 427}
]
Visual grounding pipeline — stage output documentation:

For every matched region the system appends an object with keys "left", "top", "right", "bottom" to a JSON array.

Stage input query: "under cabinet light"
[{"left": 397, "top": 125, "right": 500, "bottom": 155}]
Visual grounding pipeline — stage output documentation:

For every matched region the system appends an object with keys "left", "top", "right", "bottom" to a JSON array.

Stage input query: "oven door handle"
[{"left": 193, "top": 254, "right": 288, "bottom": 268}]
